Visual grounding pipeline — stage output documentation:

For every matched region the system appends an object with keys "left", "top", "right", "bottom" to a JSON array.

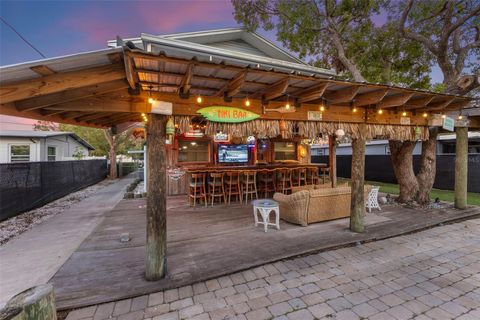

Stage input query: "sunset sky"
[{"left": 0, "top": 0, "right": 446, "bottom": 128}]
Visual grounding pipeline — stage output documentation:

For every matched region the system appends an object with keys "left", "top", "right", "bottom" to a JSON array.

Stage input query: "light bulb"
[
  {"left": 378, "top": 109, "right": 383, "bottom": 115},
  {"left": 320, "top": 106, "right": 325, "bottom": 112},
  {"left": 402, "top": 111, "right": 407, "bottom": 117},
  {"left": 352, "top": 107, "right": 357, "bottom": 113},
  {"left": 196, "top": 96, "right": 202, "bottom": 103},
  {"left": 423, "top": 112, "right": 428, "bottom": 118},
  {"left": 148, "top": 97, "right": 154, "bottom": 104},
  {"left": 285, "top": 103, "right": 290, "bottom": 110},
  {"left": 245, "top": 99, "right": 250, "bottom": 107},
  {"left": 458, "top": 115, "right": 463, "bottom": 120},
  {"left": 441, "top": 114, "right": 446, "bottom": 119},
  {"left": 141, "top": 113, "right": 145, "bottom": 117}
]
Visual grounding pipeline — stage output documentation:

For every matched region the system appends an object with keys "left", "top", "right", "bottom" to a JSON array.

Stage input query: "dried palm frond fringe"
[{"left": 173, "top": 116, "right": 429, "bottom": 141}]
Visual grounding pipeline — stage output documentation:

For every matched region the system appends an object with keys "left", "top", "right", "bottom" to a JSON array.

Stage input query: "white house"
[{"left": 0, "top": 130, "right": 95, "bottom": 163}]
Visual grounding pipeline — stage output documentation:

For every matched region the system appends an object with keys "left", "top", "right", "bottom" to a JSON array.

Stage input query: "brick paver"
[{"left": 67, "top": 218, "right": 480, "bottom": 319}]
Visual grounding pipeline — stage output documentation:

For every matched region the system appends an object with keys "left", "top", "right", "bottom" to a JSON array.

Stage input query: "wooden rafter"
[
  {"left": 179, "top": 63, "right": 194, "bottom": 95},
  {"left": 262, "top": 77, "right": 291, "bottom": 101},
  {"left": 216, "top": 70, "right": 247, "bottom": 98},
  {"left": 0, "top": 64, "right": 125, "bottom": 104},
  {"left": 74, "top": 112, "right": 111, "bottom": 122},
  {"left": 293, "top": 83, "right": 329, "bottom": 103},
  {"left": 405, "top": 96, "right": 435, "bottom": 110},
  {"left": 124, "top": 55, "right": 137, "bottom": 89},
  {"left": 324, "top": 86, "right": 360, "bottom": 104},
  {"left": 378, "top": 93, "right": 415, "bottom": 109},
  {"left": 39, "top": 109, "right": 65, "bottom": 116},
  {"left": 30, "top": 65, "right": 56, "bottom": 76},
  {"left": 421, "top": 97, "right": 456, "bottom": 111},
  {"left": 352, "top": 89, "right": 389, "bottom": 107},
  {"left": 15, "top": 79, "right": 129, "bottom": 112}
]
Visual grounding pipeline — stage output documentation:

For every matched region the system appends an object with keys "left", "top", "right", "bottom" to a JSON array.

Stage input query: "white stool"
[{"left": 251, "top": 199, "right": 280, "bottom": 232}]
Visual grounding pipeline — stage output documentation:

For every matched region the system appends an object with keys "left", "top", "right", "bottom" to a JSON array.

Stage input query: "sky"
[{"left": 0, "top": 0, "right": 445, "bottom": 128}]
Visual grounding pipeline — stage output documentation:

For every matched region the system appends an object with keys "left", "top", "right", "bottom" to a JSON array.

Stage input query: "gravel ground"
[{"left": 0, "top": 180, "right": 115, "bottom": 246}]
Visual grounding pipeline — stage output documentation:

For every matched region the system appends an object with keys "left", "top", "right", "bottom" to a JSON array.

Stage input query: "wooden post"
[
  {"left": 328, "top": 135, "right": 337, "bottom": 187},
  {"left": 350, "top": 125, "right": 366, "bottom": 233},
  {"left": 454, "top": 126, "right": 468, "bottom": 209},
  {"left": 1, "top": 284, "right": 57, "bottom": 320},
  {"left": 145, "top": 114, "right": 167, "bottom": 280}
]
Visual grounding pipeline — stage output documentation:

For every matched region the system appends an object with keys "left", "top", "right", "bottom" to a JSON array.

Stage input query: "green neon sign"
[{"left": 197, "top": 106, "right": 260, "bottom": 123}]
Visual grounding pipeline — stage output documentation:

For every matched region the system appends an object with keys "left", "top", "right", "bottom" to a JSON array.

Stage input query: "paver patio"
[
  {"left": 65, "top": 217, "right": 480, "bottom": 320},
  {"left": 52, "top": 196, "right": 480, "bottom": 310}
]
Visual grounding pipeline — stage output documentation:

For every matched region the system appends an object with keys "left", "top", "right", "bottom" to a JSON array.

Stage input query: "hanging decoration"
[
  {"left": 166, "top": 117, "right": 175, "bottom": 144},
  {"left": 167, "top": 168, "right": 186, "bottom": 181},
  {"left": 197, "top": 106, "right": 259, "bottom": 123}
]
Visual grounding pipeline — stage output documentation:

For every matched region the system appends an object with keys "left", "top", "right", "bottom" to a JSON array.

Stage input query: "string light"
[
  {"left": 458, "top": 115, "right": 463, "bottom": 120},
  {"left": 352, "top": 107, "right": 357, "bottom": 113},
  {"left": 423, "top": 112, "right": 428, "bottom": 118},
  {"left": 285, "top": 94, "right": 290, "bottom": 110},
  {"left": 148, "top": 97, "right": 154, "bottom": 104},
  {"left": 402, "top": 111, "right": 407, "bottom": 117},
  {"left": 196, "top": 95, "right": 202, "bottom": 103},
  {"left": 245, "top": 97, "right": 251, "bottom": 107},
  {"left": 441, "top": 114, "right": 446, "bottom": 119},
  {"left": 320, "top": 105, "right": 325, "bottom": 112},
  {"left": 378, "top": 109, "right": 383, "bottom": 115},
  {"left": 141, "top": 113, "right": 145, "bottom": 117}
]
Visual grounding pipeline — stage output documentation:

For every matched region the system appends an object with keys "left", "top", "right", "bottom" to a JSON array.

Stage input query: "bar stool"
[
  {"left": 225, "top": 171, "right": 242, "bottom": 204},
  {"left": 307, "top": 167, "right": 320, "bottom": 185},
  {"left": 242, "top": 171, "right": 258, "bottom": 202},
  {"left": 258, "top": 170, "right": 276, "bottom": 198},
  {"left": 320, "top": 167, "right": 330, "bottom": 184},
  {"left": 276, "top": 169, "right": 292, "bottom": 194},
  {"left": 292, "top": 167, "right": 307, "bottom": 186},
  {"left": 208, "top": 172, "right": 226, "bottom": 205},
  {"left": 189, "top": 173, "right": 207, "bottom": 207}
]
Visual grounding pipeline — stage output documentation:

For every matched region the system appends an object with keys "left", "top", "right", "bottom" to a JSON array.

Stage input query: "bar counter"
[{"left": 184, "top": 163, "right": 327, "bottom": 173}]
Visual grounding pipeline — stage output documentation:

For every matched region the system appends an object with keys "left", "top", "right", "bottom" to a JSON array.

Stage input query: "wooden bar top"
[{"left": 185, "top": 163, "right": 327, "bottom": 173}]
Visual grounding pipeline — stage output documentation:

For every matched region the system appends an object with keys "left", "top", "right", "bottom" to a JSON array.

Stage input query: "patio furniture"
[
  {"left": 306, "top": 167, "right": 319, "bottom": 185},
  {"left": 258, "top": 170, "right": 276, "bottom": 198},
  {"left": 208, "top": 172, "right": 226, "bottom": 205},
  {"left": 242, "top": 171, "right": 258, "bottom": 202},
  {"left": 320, "top": 167, "right": 330, "bottom": 184},
  {"left": 274, "top": 185, "right": 371, "bottom": 226},
  {"left": 225, "top": 171, "right": 242, "bottom": 204},
  {"left": 292, "top": 167, "right": 307, "bottom": 186},
  {"left": 366, "top": 186, "right": 381, "bottom": 212},
  {"left": 276, "top": 168, "right": 293, "bottom": 194},
  {"left": 189, "top": 173, "right": 207, "bottom": 207},
  {"left": 252, "top": 199, "right": 280, "bottom": 232}
]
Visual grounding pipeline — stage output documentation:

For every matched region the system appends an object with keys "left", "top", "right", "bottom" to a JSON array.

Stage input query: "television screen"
[{"left": 218, "top": 144, "right": 248, "bottom": 163}]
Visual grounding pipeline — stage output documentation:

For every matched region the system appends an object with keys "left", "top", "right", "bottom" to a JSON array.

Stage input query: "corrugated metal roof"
[
  {"left": 0, "top": 130, "right": 95, "bottom": 150},
  {"left": 0, "top": 48, "right": 122, "bottom": 84}
]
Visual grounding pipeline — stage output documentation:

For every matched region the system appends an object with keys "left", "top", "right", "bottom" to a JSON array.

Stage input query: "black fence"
[
  {"left": 312, "top": 154, "right": 480, "bottom": 193},
  {"left": 0, "top": 160, "right": 107, "bottom": 221}
]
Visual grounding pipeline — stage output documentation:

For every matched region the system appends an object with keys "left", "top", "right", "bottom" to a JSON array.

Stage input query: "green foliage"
[
  {"left": 58, "top": 124, "right": 144, "bottom": 157},
  {"left": 33, "top": 120, "right": 58, "bottom": 131},
  {"left": 72, "top": 146, "right": 85, "bottom": 160},
  {"left": 232, "top": 0, "right": 434, "bottom": 88}
]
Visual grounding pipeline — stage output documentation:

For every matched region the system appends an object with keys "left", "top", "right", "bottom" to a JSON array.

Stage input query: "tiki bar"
[{"left": 0, "top": 29, "right": 477, "bottom": 283}]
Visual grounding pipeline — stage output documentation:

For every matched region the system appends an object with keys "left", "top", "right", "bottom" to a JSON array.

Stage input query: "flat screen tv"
[{"left": 218, "top": 144, "right": 248, "bottom": 163}]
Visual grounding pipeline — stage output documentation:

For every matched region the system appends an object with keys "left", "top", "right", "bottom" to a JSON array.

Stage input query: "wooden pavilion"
[{"left": 0, "top": 29, "right": 476, "bottom": 280}]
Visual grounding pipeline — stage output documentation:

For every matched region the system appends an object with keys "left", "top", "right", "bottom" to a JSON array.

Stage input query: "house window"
[
  {"left": 177, "top": 139, "right": 210, "bottom": 163},
  {"left": 47, "top": 146, "right": 57, "bottom": 161},
  {"left": 10, "top": 145, "right": 30, "bottom": 163}
]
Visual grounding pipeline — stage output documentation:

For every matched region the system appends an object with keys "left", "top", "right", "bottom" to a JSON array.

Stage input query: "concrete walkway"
[
  {"left": 67, "top": 218, "right": 480, "bottom": 320},
  {"left": 0, "top": 176, "right": 133, "bottom": 308}
]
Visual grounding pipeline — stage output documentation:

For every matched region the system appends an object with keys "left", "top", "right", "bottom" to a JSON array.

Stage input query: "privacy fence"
[
  {"left": 312, "top": 154, "right": 480, "bottom": 193},
  {"left": 0, "top": 160, "right": 107, "bottom": 221}
]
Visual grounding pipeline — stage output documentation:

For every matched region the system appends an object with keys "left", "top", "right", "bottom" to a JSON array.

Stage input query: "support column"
[
  {"left": 350, "top": 126, "right": 366, "bottom": 233},
  {"left": 454, "top": 126, "right": 468, "bottom": 209},
  {"left": 145, "top": 114, "right": 167, "bottom": 280},
  {"left": 328, "top": 135, "right": 337, "bottom": 187}
]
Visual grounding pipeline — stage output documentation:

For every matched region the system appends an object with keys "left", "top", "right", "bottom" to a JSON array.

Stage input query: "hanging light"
[
  {"left": 245, "top": 96, "right": 251, "bottom": 107},
  {"left": 441, "top": 114, "right": 446, "bottom": 119},
  {"left": 196, "top": 95, "right": 202, "bottom": 103},
  {"left": 402, "top": 111, "right": 407, "bottom": 117},
  {"left": 141, "top": 113, "right": 145, "bottom": 117},
  {"left": 422, "top": 112, "right": 428, "bottom": 118},
  {"left": 285, "top": 94, "right": 290, "bottom": 110},
  {"left": 352, "top": 107, "right": 358, "bottom": 113},
  {"left": 458, "top": 115, "right": 463, "bottom": 120},
  {"left": 335, "top": 128, "right": 345, "bottom": 138},
  {"left": 320, "top": 105, "right": 325, "bottom": 112},
  {"left": 377, "top": 109, "right": 383, "bottom": 115},
  {"left": 148, "top": 97, "right": 154, "bottom": 104}
]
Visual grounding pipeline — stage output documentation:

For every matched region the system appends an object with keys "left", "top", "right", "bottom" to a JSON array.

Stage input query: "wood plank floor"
[{"left": 50, "top": 196, "right": 480, "bottom": 310}]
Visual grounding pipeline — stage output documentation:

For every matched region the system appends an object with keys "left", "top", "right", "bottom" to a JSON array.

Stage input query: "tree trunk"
[
  {"left": 328, "top": 135, "right": 337, "bottom": 187},
  {"left": 416, "top": 128, "right": 438, "bottom": 204},
  {"left": 109, "top": 146, "right": 117, "bottom": 179},
  {"left": 454, "top": 126, "right": 468, "bottom": 209},
  {"left": 2, "top": 284, "right": 57, "bottom": 320},
  {"left": 389, "top": 140, "right": 418, "bottom": 203},
  {"left": 350, "top": 131, "right": 366, "bottom": 233},
  {"left": 145, "top": 114, "right": 167, "bottom": 280}
]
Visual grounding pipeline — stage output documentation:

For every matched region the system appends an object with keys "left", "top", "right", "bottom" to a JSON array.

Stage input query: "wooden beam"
[
  {"left": 443, "top": 100, "right": 471, "bottom": 111},
  {"left": 324, "top": 86, "right": 360, "bottom": 104},
  {"left": 418, "top": 98, "right": 456, "bottom": 112},
  {"left": 15, "top": 79, "right": 129, "bottom": 112},
  {"left": 179, "top": 63, "right": 194, "bottom": 95},
  {"left": 124, "top": 55, "right": 137, "bottom": 89},
  {"left": 405, "top": 96, "right": 435, "bottom": 110},
  {"left": 30, "top": 65, "right": 56, "bottom": 76},
  {"left": 1, "top": 64, "right": 125, "bottom": 104},
  {"left": 216, "top": 71, "right": 247, "bottom": 98},
  {"left": 74, "top": 112, "right": 111, "bottom": 122},
  {"left": 145, "top": 114, "right": 167, "bottom": 280},
  {"left": 295, "top": 83, "right": 329, "bottom": 103},
  {"left": 39, "top": 109, "right": 65, "bottom": 116},
  {"left": 59, "top": 111, "right": 85, "bottom": 119},
  {"left": 263, "top": 77, "right": 290, "bottom": 101},
  {"left": 352, "top": 89, "right": 389, "bottom": 107},
  {"left": 378, "top": 93, "right": 415, "bottom": 109}
]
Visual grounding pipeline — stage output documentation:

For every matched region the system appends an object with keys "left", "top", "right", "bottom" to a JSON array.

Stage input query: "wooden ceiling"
[{"left": 0, "top": 49, "right": 475, "bottom": 129}]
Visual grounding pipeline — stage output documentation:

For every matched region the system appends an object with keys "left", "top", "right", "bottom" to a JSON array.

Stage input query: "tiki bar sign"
[{"left": 197, "top": 106, "right": 260, "bottom": 123}]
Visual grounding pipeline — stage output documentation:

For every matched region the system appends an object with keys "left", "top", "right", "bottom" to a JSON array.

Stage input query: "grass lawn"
[{"left": 366, "top": 180, "right": 480, "bottom": 206}]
